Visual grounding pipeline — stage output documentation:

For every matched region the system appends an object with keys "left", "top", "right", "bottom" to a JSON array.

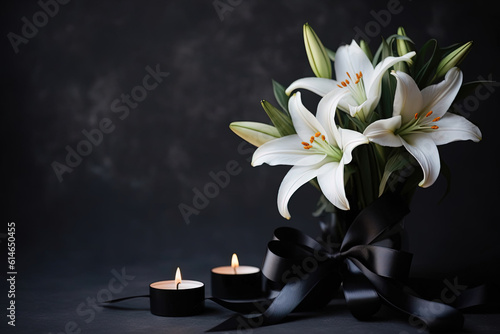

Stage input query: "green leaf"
[
  {"left": 372, "top": 34, "right": 413, "bottom": 66},
  {"left": 412, "top": 39, "right": 441, "bottom": 88},
  {"left": 440, "top": 42, "right": 464, "bottom": 57},
  {"left": 381, "top": 36, "right": 393, "bottom": 59},
  {"left": 379, "top": 153, "right": 411, "bottom": 196},
  {"left": 272, "top": 80, "right": 290, "bottom": 115},
  {"left": 372, "top": 40, "right": 384, "bottom": 66},
  {"left": 392, "top": 32, "right": 411, "bottom": 73},
  {"left": 344, "top": 112, "right": 366, "bottom": 132},
  {"left": 380, "top": 73, "right": 396, "bottom": 119},
  {"left": 379, "top": 37, "right": 396, "bottom": 118},
  {"left": 386, "top": 33, "right": 415, "bottom": 46},
  {"left": 261, "top": 100, "right": 296, "bottom": 136}
]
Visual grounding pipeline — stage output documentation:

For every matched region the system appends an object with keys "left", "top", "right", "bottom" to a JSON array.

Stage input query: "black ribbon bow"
[{"left": 208, "top": 194, "right": 464, "bottom": 332}]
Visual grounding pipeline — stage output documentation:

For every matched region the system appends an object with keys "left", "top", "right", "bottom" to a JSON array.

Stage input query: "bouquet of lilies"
[{"left": 230, "top": 24, "right": 484, "bottom": 221}]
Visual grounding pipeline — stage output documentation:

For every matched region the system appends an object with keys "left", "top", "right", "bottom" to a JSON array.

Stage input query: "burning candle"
[
  {"left": 149, "top": 267, "right": 205, "bottom": 317},
  {"left": 211, "top": 253, "right": 262, "bottom": 300}
]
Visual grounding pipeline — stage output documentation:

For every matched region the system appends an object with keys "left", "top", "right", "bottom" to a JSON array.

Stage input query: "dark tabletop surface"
[{"left": 7, "top": 257, "right": 500, "bottom": 334}]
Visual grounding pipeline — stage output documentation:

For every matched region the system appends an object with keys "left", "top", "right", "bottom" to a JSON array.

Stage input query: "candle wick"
[
  {"left": 233, "top": 267, "right": 237, "bottom": 275},
  {"left": 176, "top": 282, "right": 180, "bottom": 290}
]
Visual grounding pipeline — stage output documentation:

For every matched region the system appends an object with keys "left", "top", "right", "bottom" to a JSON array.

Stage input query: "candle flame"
[
  {"left": 231, "top": 253, "right": 239, "bottom": 269},
  {"left": 175, "top": 267, "right": 182, "bottom": 286}
]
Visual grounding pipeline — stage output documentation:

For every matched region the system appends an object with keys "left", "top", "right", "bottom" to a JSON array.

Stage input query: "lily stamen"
[
  {"left": 354, "top": 71, "right": 362, "bottom": 84},
  {"left": 301, "top": 131, "right": 334, "bottom": 153},
  {"left": 337, "top": 71, "right": 366, "bottom": 105}
]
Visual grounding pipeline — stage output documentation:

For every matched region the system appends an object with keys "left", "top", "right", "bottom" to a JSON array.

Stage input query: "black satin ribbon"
[
  {"left": 208, "top": 194, "right": 465, "bottom": 332},
  {"left": 102, "top": 295, "right": 150, "bottom": 304}
]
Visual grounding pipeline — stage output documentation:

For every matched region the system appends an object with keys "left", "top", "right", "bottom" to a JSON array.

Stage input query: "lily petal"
[
  {"left": 348, "top": 103, "right": 364, "bottom": 118},
  {"left": 251, "top": 135, "right": 326, "bottom": 167},
  {"left": 337, "top": 128, "right": 369, "bottom": 164},
  {"left": 429, "top": 112, "right": 482, "bottom": 145},
  {"left": 289, "top": 92, "right": 328, "bottom": 143},
  {"left": 364, "top": 51, "right": 416, "bottom": 111},
  {"left": 364, "top": 116, "right": 403, "bottom": 147},
  {"left": 351, "top": 97, "right": 377, "bottom": 119},
  {"left": 285, "top": 77, "right": 340, "bottom": 96},
  {"left": 391, "top": 71, "right": 424, "bottom": 123},
  {"left": 337, "top": 93, "right": 360, "bottom": 114},
  {"left": 421, "top": 67, "right": 463, "bottom": 119},
  {"left": 316, "top": 89, "right": 349, "bottom": 145},
  {"left": 277, "top": 163, "right": 324, "bottom": 219},
  {"left": 401, "top": 133, "right": 440, "bottom": 188},
  {"left": 335, "top": 40, "right": 374, "bottom": 85},
  {"left": 317, "top": 161, "right": 350, "bottom": 210}
]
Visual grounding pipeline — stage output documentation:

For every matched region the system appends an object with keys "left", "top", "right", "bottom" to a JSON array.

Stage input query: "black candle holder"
[{"left": 149, "top": 280, "right": 205, "bottom": 317}]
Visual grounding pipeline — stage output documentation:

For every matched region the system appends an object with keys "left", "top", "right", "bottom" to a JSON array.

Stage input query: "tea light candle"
[
  {"left": 211, "top": 253, "right": 262, "bottom": 299},
  {"left": 149, "top": 267, "right": 205, "bottom": 317}
]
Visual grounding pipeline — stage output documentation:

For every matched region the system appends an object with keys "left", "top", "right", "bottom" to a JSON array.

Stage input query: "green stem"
[
  {"left": 353, "top": 145, "right": 375, "bottom": 209},
  {"left": 371, "top": 143, "right": 386, "bottom": 192}
]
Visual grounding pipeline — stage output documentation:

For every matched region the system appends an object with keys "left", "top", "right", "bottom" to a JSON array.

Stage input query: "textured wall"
[{"left": 3, "top": 0, "right": 500, "bottom": 281}]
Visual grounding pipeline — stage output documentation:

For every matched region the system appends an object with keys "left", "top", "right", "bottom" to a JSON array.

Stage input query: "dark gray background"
[{"left": 2, "top": 0, "right": 500, "bottom": 333}]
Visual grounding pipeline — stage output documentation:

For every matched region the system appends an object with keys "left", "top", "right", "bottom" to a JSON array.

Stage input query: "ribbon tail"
[
  {"left": 207, "top": 262, "right": 334, "bottom": 332},
  {"left": 342, "top": 259, "right": 381, "bottom": 319},
  {"left": 453, "top": 284, "right": 500, "bottom": 311},
  {"left": 352, "top": 259, "right": 464, "bottom": 332},
  {"left": 206, "top": 314, "right": 263, "bottom": 332},
  {"left": 207, "top": 295, "right": 275, "bottom": 314},
  {"left": 101, "top": 295, "right": 150, "bottom": 304},
  {"left": 100, "top": 295, "right": 150, "bottom": 311}
]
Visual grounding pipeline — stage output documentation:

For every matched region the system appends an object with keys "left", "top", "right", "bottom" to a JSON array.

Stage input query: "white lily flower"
[
  {"left": 364, "top": 67, "right": 482, "bottom": 188},
  {"left": 285, "top": 40, "right": 416, "bottom": 120},
  {"left": 252, "top": 91, "right": 368, "bottom": 219}
]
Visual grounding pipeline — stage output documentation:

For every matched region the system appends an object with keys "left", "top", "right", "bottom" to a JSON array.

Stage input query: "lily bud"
[
  {"left": 435, "top": 41, "right": 472, "bottom": 80},
  {"left": 229, "top": 121, "right": 280, "bottom": 147},
  {"left": 303, "top": 23, "right": 332, "bottom": 79},
  {"left": 393, "top": 27, "right": 415, "bottom": 72},
  {"left": 359, "top": 40, "right": 373, "bottom": 62},
  {"left": 396, "top": 27, "right": 414, "bottom": 57}
]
